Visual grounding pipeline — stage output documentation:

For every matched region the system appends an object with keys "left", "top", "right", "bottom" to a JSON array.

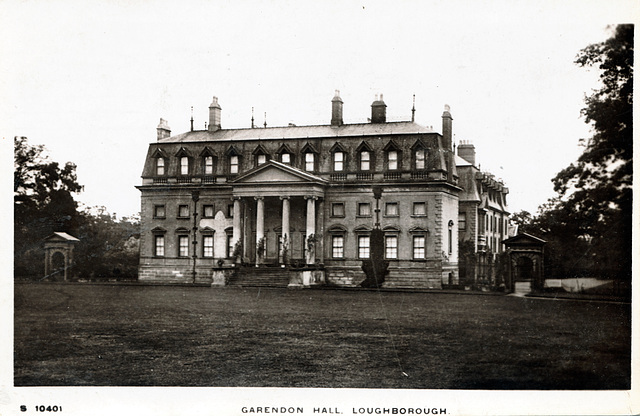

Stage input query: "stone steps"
[{"left": 228, "top": 267, "right": 291, "bottom": 288}]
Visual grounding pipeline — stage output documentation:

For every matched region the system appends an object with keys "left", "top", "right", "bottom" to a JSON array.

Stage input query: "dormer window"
[
  {"left": 204, "top": 156, "right": 214, "bottom": 175},
  {"left": 180, "top": 156, "right": 189, "bottom": 175},
  {"left": 360, "top": 151, "right": 370, "bottom": 171},
  {"left": 305, "top": 152, "right": 315, "bottom": 172},
  {"left": 281, "top": 153, "right": 291, "bottom": 164},
  {"left": 415, "top": 149, "right": 426, "bottom": 170},
  {"left": 334, "top": 152, "right": 344, "bottom": 171},
  {"left": 388, "top": 150, "right": 398, "bottom": 170},
  {"left": 156, "top": 158, "right": 165, "bottom": 175},
  {"left": 230, "top": 155, "right": 239, "bottom": 174},
  {"left": 257, "top": 154, "right": 267, "bottom": 166}
]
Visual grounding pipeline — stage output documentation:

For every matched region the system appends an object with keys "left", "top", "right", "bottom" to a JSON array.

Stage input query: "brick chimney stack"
[
  {"left": 442, "top": 104, "right": 453, "bottom": 150},
  {"left": 208, "top": 96, "right": 222, "bottom": 132},
  {"left": 331, "top": 90, "right": 343, "bottom": 126},
  {"left": 156, "top": 118, "right": 171, "bottom": 141},
  {"left": 457, "top": 140, "right": 476, "bottom": 165},
  {"left": 371, "top": 93, "right": 387, "bottom": 123}
]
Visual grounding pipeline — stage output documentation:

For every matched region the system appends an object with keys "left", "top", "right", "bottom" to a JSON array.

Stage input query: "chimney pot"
[
  {"left": 371, "top": 93, "right": 387, "bottom": 123},
  {"left": 208, "top": 96, "right": 222, "bottom": 132},
  {"left": 331, "top": 90, "right": 344, "bottom": 126}
]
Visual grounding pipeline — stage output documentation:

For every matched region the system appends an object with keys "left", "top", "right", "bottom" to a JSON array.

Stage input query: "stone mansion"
[{"left": 137, "top": 92, "right": 510, "bottom": 288}]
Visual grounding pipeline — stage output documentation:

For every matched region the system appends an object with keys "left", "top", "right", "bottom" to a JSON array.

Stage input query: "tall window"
[
  {"left": 385, "top": 235, "right": 398, "bottom": 259},
  {"left": 204, "top": 156, "right": 214, "bottom": 175},
  {"left": 227, "top": 234, "right": 234, "bottom": 258},
  {"left": 178, "top": 235, "right": 189, "bottom": 257},
  {"left": 203, "top": 235, "right": 214, "bottom": 257},
  {"left": 230, "top": 155, "right": 239, "bottom": 174},
  {"left": 305, "top": 153, "right": 315, "bottom": 171},
  {"left": 358, "top": 235, "right": 370, "bottom": 259},
  {"left": 180, "top": 156, "right": 189, "bottom": 175},
  {"left": 156, "top": 158, "right": 165, "bottom": 175},
  {"left": 415, "top": 149, "right": 426, "bottom": 169},
  {"left": 413, "top": 235, "right": 425, "bottom": 259},
  {"left": 388, "top": 150, "right": 398, "bottom": 170},
  {"left": 332, "top": 235, "right": 344, "bottom": 258},
  {"left": 360, "top": 151, "right": 370, "bottom": 171},
  {"left": 334, "top": 151, "right": 344, "bottom": 171},
  {"left": 357, "top": 202, "right": 371, "bottom": 217},
  {"left": 281, "top": 153, "right": 291, "bottom": 164},
  {"left": 154, "top": 235, "right": 165, "bottom": 257}
]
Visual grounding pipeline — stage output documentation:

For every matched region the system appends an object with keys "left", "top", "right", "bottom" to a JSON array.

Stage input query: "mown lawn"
[{"left": 14, "top": 283, "right": 631, "bottom": 389}]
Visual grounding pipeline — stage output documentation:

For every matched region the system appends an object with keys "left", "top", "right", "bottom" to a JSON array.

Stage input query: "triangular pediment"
[
  {"left": 503, "top": 232, "right": 546, "bottom": 246},
  {"left": 232, "top": 160, "right": 327, "bottom": 184}
]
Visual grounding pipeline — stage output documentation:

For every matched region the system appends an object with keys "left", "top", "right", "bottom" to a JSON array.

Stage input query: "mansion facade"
[{"left": 136, "top": 92, "right": 498, "bottom": 289}]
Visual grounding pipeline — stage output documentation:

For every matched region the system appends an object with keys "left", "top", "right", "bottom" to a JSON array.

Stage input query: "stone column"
[
  {"left": 305, "top": 196, "right": 317, "bottom": 264},
  {"left": 255, "top": 196, "right": 265, "bottom": 265},
  {"left": 232, "top": 197, "right": 242, "bottom": 246},
  {"left": 280, "top": 196, "right": 290, "bottom": 264}
]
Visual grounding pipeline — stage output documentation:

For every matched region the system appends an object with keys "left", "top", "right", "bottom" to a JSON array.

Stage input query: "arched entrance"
[
  {"left": 503, "top": 233, "right": 546, "bottom": 293},
  {"left": 44, "top": 232, "right": 79, "bottom": 281}
]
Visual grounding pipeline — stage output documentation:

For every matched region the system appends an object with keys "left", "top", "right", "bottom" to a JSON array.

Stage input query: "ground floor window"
[
  {"left": 358, "top": 235, "right": 370, "bottom": 259},
  {"left": 385, "top": 235, "right": 398, "bottom": 259},
  {"left": 413, "top": 235, "right": 425, "bottom": 259},
  {"left": 332, "top": 235, "right": 344, "bottom": 258},
  {"left": 178, "top": 235, "right": 189, "bottom": 257},
  {"left": 203, "top": 235, "right": 214, "bottom": 257},
  {"left": 154, "top": 235, "right": 165, "bottom": 257}
]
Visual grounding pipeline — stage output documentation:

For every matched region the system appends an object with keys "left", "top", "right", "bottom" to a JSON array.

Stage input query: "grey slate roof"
[{"left": 158, "top": 121, "right": 435, "bottom": 144}]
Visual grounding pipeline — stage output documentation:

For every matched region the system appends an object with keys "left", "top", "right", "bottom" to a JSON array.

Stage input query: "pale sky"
[{"left": 2, "top": 0, "right": 636, "bottom": 218}]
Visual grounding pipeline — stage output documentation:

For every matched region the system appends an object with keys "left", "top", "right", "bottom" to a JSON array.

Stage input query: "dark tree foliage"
[
  {"left": 14, "top": 137, "right": 140, "bottom": 280},
  {"left": 14, "top": 137, "right": 83, "bottom": 277},
  {"left": 551, "top": 25, "right": 633, "bottom": 280}
]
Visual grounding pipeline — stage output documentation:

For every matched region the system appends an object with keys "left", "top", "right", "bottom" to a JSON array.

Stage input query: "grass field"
[{"left": 14, "top": 283, "right": 631, "bottom": 389}]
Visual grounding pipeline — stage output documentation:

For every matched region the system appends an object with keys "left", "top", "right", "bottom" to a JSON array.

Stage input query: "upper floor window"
[
  {"left": 385, "top": 202, "right": 399, "bottom": 217},
  {"left": 413, "top": 235, "right": 425, "bottom": 259},
  {"left": 257, "top": 154, "right": 267, "bottom": 166},
  {"left": 180, "top": 156, "right": 189, "bottom": 175},
  {"left": 229, "top": 155, "right": 239, "bottom": 174},
  {"left": 305, "top": 152, "right": 315, "bottom": 172},
  {"left": 360, "top": 151, "right": 371, "bottom": 171},
  {"left": 388, "top": 150, "right": 398, "bottom": 170},
  {"left": 153, "top": 205, "right": 166, "bottom": 218},
  {"left": 415, "top": 149, "right": 426, "bottom": 170},
  {"left": 204, "top": 156, "right": 214, "bottom": 175},
  {"left": 203, "top": 205, "right": 214, "bottom": 218},
  {"left": 412, "top": 202, "right": 426, "bottom": 216},
  {"left": 331, "top": 203, "right": 345, "bottom": 217},
  {"left": 281, "top": 153, "right": 291, "bottom": 164},
  {"left": 357, "top": 202, "right": 371, "bottom": 217},
  {"left": 334, "top": 151, "right": 345, "bottom": 171},
  {"left": 203, "top": 235, "right": 214, "bottom": 257},
  {"left": 358, "top": 235, "right": 370, "bottom": 259},
  {"left": 459, "top": 213, "right": 467, "bottom": 231},
  {"left": 156, "top": 158, "right": 165, "bottom": 175},
  {"left": 178, "top": 205, "right": 189, "bottom": 218}
]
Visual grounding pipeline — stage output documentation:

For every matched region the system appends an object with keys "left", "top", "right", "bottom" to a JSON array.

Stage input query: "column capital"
[
  {"left": 254, "top": 196, "right": 264, "bottom": 201},
  {"left": 304, "top": 195, "right": 318, "bottom": 201},
  {"left": 279, "top": 195, "right": 290, "bottom": 201},
  {"left": 231, "top": 196, "right": 242, "bottom": 201}
]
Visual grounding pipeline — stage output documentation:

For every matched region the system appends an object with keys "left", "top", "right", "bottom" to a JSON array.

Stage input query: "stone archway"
[
  {"left": 44, "top": 232, "right": 79, "bottom": 281},
  {"left": 503, "top": 233, "right": 546, "bottom": 293}
]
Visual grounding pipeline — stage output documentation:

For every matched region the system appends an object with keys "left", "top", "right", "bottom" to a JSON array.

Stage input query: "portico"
[{"left": 230, "top": 161, "right": 327, "bottom": 266}]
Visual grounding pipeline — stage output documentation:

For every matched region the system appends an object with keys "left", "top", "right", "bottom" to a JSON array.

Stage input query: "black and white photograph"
[{"left": 2, "top": 0, "right": 636, "bottom": 414}]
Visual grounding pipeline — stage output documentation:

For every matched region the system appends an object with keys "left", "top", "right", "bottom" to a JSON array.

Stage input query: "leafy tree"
[
  {"left": 14, "top": 137, "right": 83, "bottom": 278},
  {"left": 551, "top": 25, "right": 633, "bottom": 280}
]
